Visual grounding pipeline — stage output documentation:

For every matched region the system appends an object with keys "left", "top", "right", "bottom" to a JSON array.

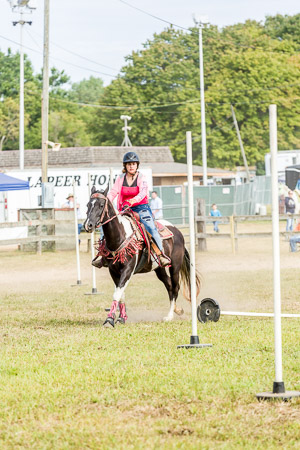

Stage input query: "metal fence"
[{"left": 153, "top": 176, "right": 271, "bottom": 224}]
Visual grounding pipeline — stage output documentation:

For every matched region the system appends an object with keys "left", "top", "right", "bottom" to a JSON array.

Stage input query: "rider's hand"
[{"left": 127, "top": 199, "right": 135, "bottom": 206}]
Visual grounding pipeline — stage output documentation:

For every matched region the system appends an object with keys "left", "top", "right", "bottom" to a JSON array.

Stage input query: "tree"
[
  {"left": 69, "top": 76, "right": 104, "bottom": 103},
  {"left": 91, "top": 17, "right": 300, "bottom": 169}
]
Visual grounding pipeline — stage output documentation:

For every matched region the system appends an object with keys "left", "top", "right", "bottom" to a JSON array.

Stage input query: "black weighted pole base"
[
  {"left": 71, "top": 280, "right": 87, "bottom": 287},
  {"left": 177, "top": 335, "right": 212, "bottom": 349},
  {"left": 273, "top": 381, "right": 285, "bottom": 394},
  {"left": 84, "top": 288, "right": 103, "bottom": 296},
  {"left": 256, "top": 381, "right": 300, "bottom": 401}
]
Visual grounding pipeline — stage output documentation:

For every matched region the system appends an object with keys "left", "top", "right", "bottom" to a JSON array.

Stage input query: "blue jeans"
[
  {"left": 286, "top": 216, "right": 294, "bottom": 231},
  {"left": 213, "top": 221, "right": 219, "bottom": 232},
  {"left": 290, "top": 235, "right": 300, "bottom": 252},
  {"left": 131, "top": 204, "right": 163, "bottom": 251}
]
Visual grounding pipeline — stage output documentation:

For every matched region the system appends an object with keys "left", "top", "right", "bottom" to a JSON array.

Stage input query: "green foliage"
[
  {"left": 0, "top": 14, "right": 299, "bottom": 167},
  {"left": 93, "top": 17, "right": 300, "bottom": 168},
  {"left": 69, "top": 76, "right": 104, "bottom": 103}
]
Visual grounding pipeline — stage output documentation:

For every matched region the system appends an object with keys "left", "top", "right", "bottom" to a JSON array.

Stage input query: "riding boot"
[
  {"left": 159, "top": 253, "right": 171, "bottom": 267},
  {"left": 150, "top": 239, "right": 171, "bottom": 267},
  {"left": 92, "top": 257, "right": 108, "bottom": 269},
  {"left": 92, "top": 258, "right": 103, "bottom": 269}
]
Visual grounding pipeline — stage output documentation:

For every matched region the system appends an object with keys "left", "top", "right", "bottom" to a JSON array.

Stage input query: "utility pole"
[
  {"left": 41, "top": 0, "right": 49, "bottom": 186},
  {"left": 12, "top": 15, "right": 32, "bottom": 170},
  {"left": 198, "top": 23, "right": 207, "bottom": 186},
  {"left": 120, "top": 115, "right": 132, "bottom": 147},
  {"left": 230, "top": 105, "right": 251, "bottom": 183},
  {"left": 8, "top": 1, "right": 36, "bottom": 170}
]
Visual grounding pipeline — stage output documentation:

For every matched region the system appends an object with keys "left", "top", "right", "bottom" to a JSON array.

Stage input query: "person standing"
[
  {"left": 285, "top": 190, "right": 295, "bottom": 231},
  {"left": 150, "top": 191, "right": 163, "bottom": 220},
  {"left": 63, "top": 194, "right": 83, "bottom": 237},
  {"left": 210, "top": 203, "right": 222, "bottom": 233}
]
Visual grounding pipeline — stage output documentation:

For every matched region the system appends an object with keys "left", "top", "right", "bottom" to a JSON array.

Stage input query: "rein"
[{"left": 91, "top": 192, "right": 126, "bottom": 227}]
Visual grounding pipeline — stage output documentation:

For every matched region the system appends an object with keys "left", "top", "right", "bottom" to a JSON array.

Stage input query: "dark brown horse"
[{"left": 84, "top": 186, "right": 200, "bottom": 327}]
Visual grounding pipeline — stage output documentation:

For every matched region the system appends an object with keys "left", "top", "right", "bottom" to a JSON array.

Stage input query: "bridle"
[{"left": 90, "top": 192, "right": 126, "bottom": 227}]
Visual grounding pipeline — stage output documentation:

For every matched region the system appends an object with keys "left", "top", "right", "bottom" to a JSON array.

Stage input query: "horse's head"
[{"left": 84, "top": 185, "right": 109, "bottom": 233}]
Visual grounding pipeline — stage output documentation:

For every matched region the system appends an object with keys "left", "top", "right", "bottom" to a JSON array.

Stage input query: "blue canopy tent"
[{"left": 0, "top": 173, "right": 29, "bottom": 191}]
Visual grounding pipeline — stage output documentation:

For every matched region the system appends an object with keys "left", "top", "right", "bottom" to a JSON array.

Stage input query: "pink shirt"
[{"left": 107, "top": 173, "right": 149, "bottom": 211}]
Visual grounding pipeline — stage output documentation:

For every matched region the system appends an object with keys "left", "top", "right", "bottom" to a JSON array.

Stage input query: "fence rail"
[
  {"left": 0, "top": 219, "right": 76, "bottom": 253},
  {"left": 196, "top": 209, "right": 300, "bottom": 253}
]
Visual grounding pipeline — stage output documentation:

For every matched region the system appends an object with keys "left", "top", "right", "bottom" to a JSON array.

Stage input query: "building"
[
  {"left": 265, "top": 149, "right": 300, "bottom": 183},
  {"left": 0, "top": 145, "right": 235, "bottom": 186}
]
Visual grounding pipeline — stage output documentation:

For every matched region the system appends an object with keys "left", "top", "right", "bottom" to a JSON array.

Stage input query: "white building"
[{"left": 265, "top": 149, "right": 300, "bottom": 183}]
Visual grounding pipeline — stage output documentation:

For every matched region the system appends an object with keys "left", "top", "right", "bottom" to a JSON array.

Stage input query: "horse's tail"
[{"left": 180, "top": 248, "right": 201, "bottom": 302}]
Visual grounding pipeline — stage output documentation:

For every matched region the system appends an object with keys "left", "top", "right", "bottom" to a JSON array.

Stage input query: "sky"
[{"left": 0, "top": 0, "right": 299, "bottom": 87}]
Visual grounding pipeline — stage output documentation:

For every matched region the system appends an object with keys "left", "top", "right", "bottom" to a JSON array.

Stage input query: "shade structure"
[
  {"left": 285, "top": 165, "right": 300, "bottom": 190},
  {"left": 0, "top": 173, "right": 29, "bottom": 192}
]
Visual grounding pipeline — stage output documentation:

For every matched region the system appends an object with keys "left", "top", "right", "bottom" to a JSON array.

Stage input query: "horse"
[{"left": 83, "top": 185, "right": 200, "bottom": 327}]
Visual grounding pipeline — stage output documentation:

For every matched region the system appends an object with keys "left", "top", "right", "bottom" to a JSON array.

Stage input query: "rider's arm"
[{"left": 107, "top": 175, "right": 122, "bottom": 203}]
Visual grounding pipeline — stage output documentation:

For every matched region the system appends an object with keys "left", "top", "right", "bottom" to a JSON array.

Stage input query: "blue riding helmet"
[{"left": 123, "top": 151, "right": 140, "bottom": 164}]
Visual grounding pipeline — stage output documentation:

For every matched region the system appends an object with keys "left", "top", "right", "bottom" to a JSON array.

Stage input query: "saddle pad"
[{"left": 157, "top": 224, "right": 174, "bottom": 240}]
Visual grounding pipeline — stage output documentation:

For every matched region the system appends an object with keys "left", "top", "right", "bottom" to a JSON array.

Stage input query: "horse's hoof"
[
  {"left": 163, "top": 316, "right": 173, "bottom": 322},
  {"left": 116, "top": 317, "right": 126, "bottom": 325},
  {"left": 174, "top": 307, "right": 184, "bottom": 316},
  {"left": 103, "top": 317, "right": 115, "bottom": 328}
]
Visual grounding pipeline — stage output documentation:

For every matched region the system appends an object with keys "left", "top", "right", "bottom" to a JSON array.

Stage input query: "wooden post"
[{"left": 197, "top": 198, "right": 207, "bottom": 251}]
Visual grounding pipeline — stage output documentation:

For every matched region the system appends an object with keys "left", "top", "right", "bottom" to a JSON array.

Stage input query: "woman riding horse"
[{"left": 107, "top": 151, "right": 171, "bottom": 267}]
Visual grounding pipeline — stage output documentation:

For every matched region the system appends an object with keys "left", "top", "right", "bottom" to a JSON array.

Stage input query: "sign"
[{"left": 4, "top": 167, "right": 153, "bottom": 222}]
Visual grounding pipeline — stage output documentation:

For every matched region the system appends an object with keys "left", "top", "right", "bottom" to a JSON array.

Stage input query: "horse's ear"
[
  {"left": 91, "top": 185, "right": 96, "bottom": 195},
  {"left": 103, "top": 184, "right": 109, "bottom": 197}
]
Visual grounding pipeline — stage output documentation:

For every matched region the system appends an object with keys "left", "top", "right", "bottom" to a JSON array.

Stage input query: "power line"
[
  {"left": 29, "top": 28, "right": 118, "bottom": 71},
  {"left": 0, "top": 33, "right": 117, "bottom": 78},
  {"left": 117, "top": 0, "right": 191, "bottom": 33}
]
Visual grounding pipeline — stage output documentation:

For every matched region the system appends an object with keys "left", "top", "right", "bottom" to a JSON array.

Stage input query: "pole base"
[
  {"left": 256, "top": 391, "right": 300, "bottom": 401},
  {"left": 257, "top": 382, "right": 300, "bottom": 401},
  {"left": 177, "top": 335, "right": 212, "bottom": 349},
  {"left": 71, "top": 281, "right": 87, "bottom": 287},
  {"left": 84, "top": 290, "right": 103, "bottom": 296}
]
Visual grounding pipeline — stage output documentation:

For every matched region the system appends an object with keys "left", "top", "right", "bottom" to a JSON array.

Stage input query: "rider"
[{"left": 107, "top": 151, "right": 171, "bottom": 267}]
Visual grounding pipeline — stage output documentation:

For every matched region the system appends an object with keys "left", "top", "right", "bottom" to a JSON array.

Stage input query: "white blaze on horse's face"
[{"left": 85, "top": 198, "right": 101, "bottom": 232}]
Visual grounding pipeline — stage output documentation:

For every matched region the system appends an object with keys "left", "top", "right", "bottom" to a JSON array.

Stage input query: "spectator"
[
  {"left": 285, "top": 190, "right": 295, "bottom": 231},
  {"left": 290, "top": 234, "right": 300, "bottom": 252},
  {"left": 63, "top": 194, "right": 83, "bottom": 238},
  {"left": 210, "top": 203, "right": 222, "bottom": 233},
  {"left": 150, "top": 191, "right": 163, "bottom": 220}
]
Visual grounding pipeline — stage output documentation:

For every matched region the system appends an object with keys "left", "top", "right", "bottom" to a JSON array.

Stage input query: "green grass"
[
  {"left": 0, "top": 283, "right": 299, "bottom": 449},
  {"left": 0, "top": 237, "right": 299, "bottom": 449}
]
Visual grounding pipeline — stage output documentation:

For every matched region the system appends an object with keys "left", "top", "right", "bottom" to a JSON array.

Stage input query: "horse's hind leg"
[
  {"left": 154, "top": 267, "right": 176, "bottom": 321},
  {"left": 170, "top": 266, "right": 184, "bottom": 316}
]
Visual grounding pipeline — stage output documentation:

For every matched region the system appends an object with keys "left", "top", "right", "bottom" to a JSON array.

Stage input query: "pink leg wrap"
[
  {"left": 107, "top": 300, "right": 118, "bottom": 318},
  {"left": 119, "top": 302, "right": 128, "bottom": 321}
]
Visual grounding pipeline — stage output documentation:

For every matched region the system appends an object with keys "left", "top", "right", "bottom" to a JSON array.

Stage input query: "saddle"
[{"left": 123, "top": 210, "right": 174, "bottom": 241}]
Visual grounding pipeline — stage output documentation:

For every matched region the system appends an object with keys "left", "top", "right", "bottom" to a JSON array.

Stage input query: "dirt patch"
[{"left": 0, "top": 230, "right": 299, "bottom": 321}]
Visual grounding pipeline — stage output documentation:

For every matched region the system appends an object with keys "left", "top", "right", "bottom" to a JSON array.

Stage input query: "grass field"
[{"left": 0, "top": 230, "right": 299, "bottom": 448}]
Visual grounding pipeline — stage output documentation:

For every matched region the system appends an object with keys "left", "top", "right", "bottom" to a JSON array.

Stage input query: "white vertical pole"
[
  {"left": 88, "top": 174, "right": 97, "bottom": 292},
  {"left": 73, "top": 180, "right": 81, "bottom": 285},
  {"left": 199, "top": 26, "right": 207, "bottom": 186},
  {"left": 186, "top": 131, "right": 198, "bottom": 337},
  {"left": 19, "top": 16, "right": 24, "bottom": 171},
  {"left": 270, "top": 104, "right": 283, "bottom": 383},
  {"left": 109, "top": 167, "right": 114, "bottom": 188}
]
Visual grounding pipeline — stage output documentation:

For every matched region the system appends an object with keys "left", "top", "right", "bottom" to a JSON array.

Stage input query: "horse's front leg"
[{"left": 103, "top": 257, "right": 137, "bottom": 328}]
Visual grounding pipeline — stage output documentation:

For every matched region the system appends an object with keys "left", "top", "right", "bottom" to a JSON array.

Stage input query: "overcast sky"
[{"left": 0, "top": 0, "right": 299, "bottom": 86}]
